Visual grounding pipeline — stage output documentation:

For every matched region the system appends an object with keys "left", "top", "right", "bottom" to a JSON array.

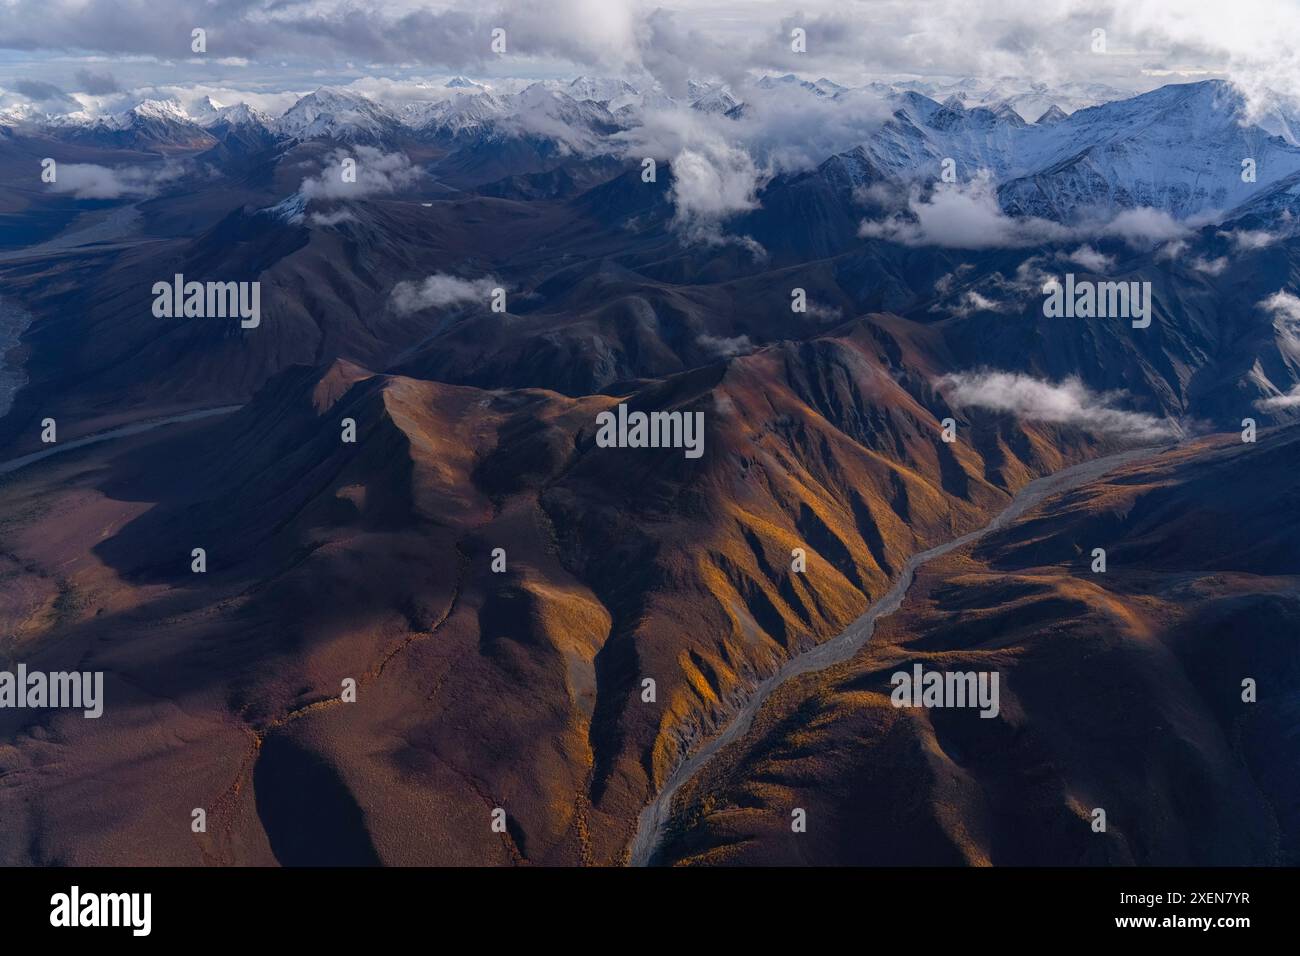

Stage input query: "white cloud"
[
  {"left": 859, "top": 175, "right": 1192, "bottom": 250},
  {"left": 945, "top": 290, "right": 1000, "bottom": 317},
  {"left": 6, "top": 0, "right": 1300, "bottom": 120},
  {"left": 937, "top": 370, "right": 1179, "bottom": 440},
  {"left": 1256, "top": 384, "right": 1300, "bottom": 410},
  {"left": 1259, "top": 290, "right": 1300, "bottom": 326},
  {"left": 725, "top": 84, "right": 892, "bottom": 173},
  {"left": 616, "top": 106, "right": 766, "bottom": 249},
  {"left": 45, "top": 161, "right": 185, "bottom": 199},
  {"left": 1190, "top": 255, "right": 1229, "bottom": 275},
  {"left": 300, "top": 145, "right": 423, "bottom": 201},
  {"left": 859, "top": 174, "right": 1073, "bottom": 249},
  {"left": 1067, "top": 245, "right": 1115, "bottom": 272},
  {"left": 1095, "top": 207, "right": 1192, "bottom": 247},
  {"left": 309, "top": 209, "right": 357, "bottom": 226},
  {"left": 697, "top": 333, "right": 754, "bottom": 358},
  {"left": 668, "top": 143, "right": 762, "bottom": 242},
  {"left": 1223, "top": 228, "right": 1281, "bottom": 251},
  {"left": 1156, "top": 239, "right": 1189, "bottom": 260},
  {"left": 930, "top": 283, "right": 1002, "bottom": 317},
  {"left": 390, "top": 273, "right": 502, "bottom": 314}
]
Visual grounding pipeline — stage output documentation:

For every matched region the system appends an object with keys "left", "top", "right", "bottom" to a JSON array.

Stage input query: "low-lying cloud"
[
  {"left": 390, "top": 272, "right": 501, "bottom": 314},
  {"left": 697, "top": 332, "right": 754, "bottom": 358},
  {"left": 300, "top": 146, "right": 423, "bottom": 201},
  {"left": 1222, "top": 228, "right": 1282, "bottom": 251},
  {"left": 618, "top": 107, "right": 766, "bottom": 251},
  {"left": 308, "top": 209, "right": 357, "bottom": 227},
  {"left": 1255, "top": 384, "right": 1300, "bottom": 410},
  {"left": 859, "top": 175, "right": 1191, "bottom": 251},
  {"left": 1067, "top": 245, "right": 1116, "bottom": 272},
  {"left": 937, "top": 370, "right": 1179, "bottom": 440},
  {"left": 1258, "top": 289, "right": 1300, "bottom": 326},
  {"left": 46, "top": 161, "right": 185, "bottom": 199}
]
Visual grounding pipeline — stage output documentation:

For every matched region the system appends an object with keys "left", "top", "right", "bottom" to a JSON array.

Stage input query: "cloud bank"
[
  {"left": 937, "top": 370, "right": 1179, "bottom": 440},
  {"left": 859, "top": 175, "right": 1191, "bottom": 250},
  {"left": 4, "top": 0, "right": 1300, "bottom": 116},
  {"left": 46, "top": 161, "right": 186, "bottom": 199}
]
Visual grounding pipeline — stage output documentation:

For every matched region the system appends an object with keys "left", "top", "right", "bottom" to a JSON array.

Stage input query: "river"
[{"left": 628, "top": 442, "right": 1170, "bottom": 866}]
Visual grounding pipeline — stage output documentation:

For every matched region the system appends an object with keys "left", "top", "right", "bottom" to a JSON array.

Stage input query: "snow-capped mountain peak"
[
  {"left": 276, "top": 87, "right": 402, "bottom": 143},
  {"left": 404, "top": 90, "right": 509, "bottom": 136},
  {"left": 1035, "top": 104, "right": 1068, "bottom": 124},
  {"left": 111, "top": 98, "right": 190, "bottom": 128},
  {"left": 690, "top": 83, "right": 740, "bottom": 114},
  {"left": 566, "top": 76, "right": 638, "bottom": 104},
  {"left": 199, "top": 101, "right": 274, "bottom": 130}
]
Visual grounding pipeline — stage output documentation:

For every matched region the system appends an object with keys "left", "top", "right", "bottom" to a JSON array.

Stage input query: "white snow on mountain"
[
  {"left": 402, "top": 91, "right": 510, "bottom": 136},
  {"left": 828, "top": 79, "right": 1300, "bottom": 224},
  {"left": 275, "top": 87, "right": 402, "bottom": 142},
  {"left": 566, "top": 76, "right": 639, "bottom": 107},
  {"left": 102, "top": 98, "right": 191, "bottom": 130},
  {"left": 10, "top": 72, "right": 1300, "bottom": 232},
  {"left": 195, "top": 100, "right": 273, "bottom": 130},
  {"left": 689, "top": 83, "right": 740, "bottom": 114},
  {"left": 997, "top": 80, "right": 1300, "bottom": 220}
]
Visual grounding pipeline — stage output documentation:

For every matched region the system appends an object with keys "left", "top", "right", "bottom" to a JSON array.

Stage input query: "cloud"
[
  {"left": 1190, "top": 255, "right": 1228, "bottom": 275},
  {"left": 932, "top": 257, "right": 1062, "bottom": 316},
  {"left": 45, "top": 161, "right": 185, "bottom": 199},
  {"left": 805, "top": 301, "right": 843, "bottom": 322},
  {"left": 1223, "top": 228, "right": 1281, "bottom": 251},
  {"left": 618, "top": 107, "right": 767, "bottom": 251},
  {"left": 1255, "top": 384, "right": 1300, "bottom": 410},
  {"left": 724, "top": 84, "right": 892, "bottom": 173},
  {"left": 2, "top": 0, "right": 1300, "bottom": 118},
  {"left": 390, "top": 273, "right": 502, "bottom": 314},
  {"left": 1096, "top": 207, "right": 1191, "bottom": 246},
  {"left": 54, "top": 82, "right": 303, "bottom": 120},
  {"left": 937, "top": 370, "right": 1179, "bottom": 440},
  {"left": 859, "top": 175, "right": 1192, "bottom": 250},
  {"left": 500, "top": 85, "right": 609, "bottom": 154},
  {"left": 12, "top": 79, "right": 79, "bottom": 110},
  {"left": 859, "top": 175, "right": 1074, "bottom": 249},
  {"left": 1259, "top": 290, "right": 1300, "bottom": 326},
  {"left": 299, "top": 146, "right": 423, "bottom": 201},
  {"left": 1067, "top": 245, "right": 1116, "bottom": 272},
  {"left": 308, "top": 209, "right": 356, "bottom": 227},
  {"left": 697, "top": 333, "right": 754, "bottom": 358},
  {"left": 668, "top": 142, "right": 762, "bottom": 237},
  {"left": 933, "top": 267, "right": 969, "bottom": 297},
  {"left": 74, "top": 68, "right": 119, "bottom": 94},
  {"left": 1155, "top": 239, "right": 1189, "bottom": 260},
  {"left": 933, "top": 289, "right": 1001, "bottom": 317}
]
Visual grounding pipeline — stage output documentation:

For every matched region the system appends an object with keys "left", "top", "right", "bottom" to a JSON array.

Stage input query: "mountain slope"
[{"left": 653, "top": 428, "right": 1300, "bottom": 865}]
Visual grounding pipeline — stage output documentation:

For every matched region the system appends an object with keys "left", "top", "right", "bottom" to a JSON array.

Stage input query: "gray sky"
[{"left": 0, "top": 0, "right": 1296, "bottom": 111}]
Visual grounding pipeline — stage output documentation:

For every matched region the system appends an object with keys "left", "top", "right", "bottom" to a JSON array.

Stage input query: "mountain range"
[{"left": 0, "top": 68, "right": 1296, "bottom": 867}]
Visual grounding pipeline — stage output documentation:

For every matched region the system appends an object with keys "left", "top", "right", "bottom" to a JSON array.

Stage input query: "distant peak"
[
  {"left": 129, "top": 98, "right": 187, "bottom": 118},
  {"left": 1036, "top": 104, "right": 1068, "bottom": 124}
]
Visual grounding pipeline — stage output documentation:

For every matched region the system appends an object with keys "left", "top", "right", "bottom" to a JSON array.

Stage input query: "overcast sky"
[{"left": 1, "top": 0, "right": 1297, "bottom": 109}]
